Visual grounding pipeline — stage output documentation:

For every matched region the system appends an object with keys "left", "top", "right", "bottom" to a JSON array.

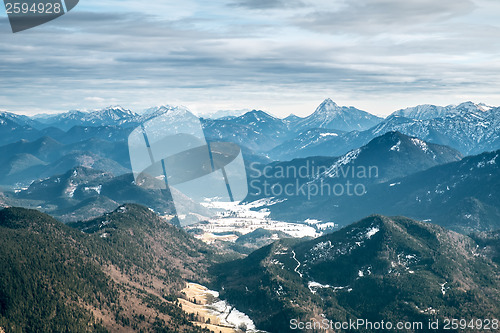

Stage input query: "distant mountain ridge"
[
  {"left": 0, "top": 135, "right": 131, "bottom": 186},
  {"left": 6, "top": 167, "right": 177, "bottom": 222},
  {"left": 202, "top": 109, "right": 292, "bottom": 153},
  {"left": 270, "top": 101, "right": 500, "bottom": 159},
  {"left": 268, "top": 148, "right": 500, "bottom": 233},
  {"left": 1, "top": 98, "right": 497, "bottom": 185},
  {"left": 0, "top": 110, "right": 43, "bottom": 128},
  {"left": 391, "top": 101, "right": 493, "bottom": 120},
  {"left": 33, "top": 106, "right": 139, "bottom": 130},
  {"left": 249, "top": 131, "right": 462, "bottom": 201},
  {"left": 368, "top": 106, "right": 500, "bottom": 155},
  {"left": 3, "top": 99, "right": 500, "bottom": 160}
]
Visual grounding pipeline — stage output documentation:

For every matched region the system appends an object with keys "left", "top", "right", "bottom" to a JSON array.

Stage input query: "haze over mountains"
[
  {"left": 2, "top": 99, "right": 499, "bottom": 169},
  {"left": 1, "top": 98, "right": 500, "bottom": 225},
  {"left": 2, "top": 98, "right": 499, "bottom": 154},
  {"left": 1, "top": 98, "right": 500, "bottom": 332},
  {"left": 1, "top": 98, "right": 499, "bottom": 225}
]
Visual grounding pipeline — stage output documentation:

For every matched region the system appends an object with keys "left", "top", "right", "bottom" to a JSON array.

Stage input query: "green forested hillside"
[
  {"left": 0, "top": 207, "right": 111, "bottom": 332},
  {"left": 213, "top": 215, "right": 500, "bottom": 333},
  {"left": 0, "top": 205, "right": 227, "bottom": 332}
]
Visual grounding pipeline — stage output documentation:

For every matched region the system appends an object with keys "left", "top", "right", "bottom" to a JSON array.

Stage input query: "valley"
[{"left": 186, "top": 199, "right": 328, "bottom": 245}]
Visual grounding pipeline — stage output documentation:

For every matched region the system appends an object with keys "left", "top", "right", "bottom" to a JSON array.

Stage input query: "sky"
[{"left": 1, "top": 0, "right": 500, "bottom": 117}]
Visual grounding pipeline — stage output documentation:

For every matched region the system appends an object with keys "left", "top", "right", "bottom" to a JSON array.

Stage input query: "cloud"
[
  {"left": 230, "top": 0, "right": 304, "bottom": 9},
  {"left": 294, "top": 0, "right": 476, "bottom": 35},
  {"left": 1, "top": 0, "right": 500, "bottom": 116}
]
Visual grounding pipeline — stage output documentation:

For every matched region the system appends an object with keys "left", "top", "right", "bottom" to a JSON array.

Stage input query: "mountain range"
[
  {"left": 2, "top": 99, "right": 500, "bottom": 164},
  {"left": 392, "top": 101, "right": 493, "bottom": 120},
  {"left": 266, "top": 148, "right": 500, "bottom": 233},
  {"left": 269, "top": 101, "right": 500, "bottom": 160},
  {"left": 33, "top": 106, "right": 139, "bottom": 130},
  {"left": 1, "top": 98, "right": 500, "bottom": 331},
  {"left": 249, "top": 131, "right": 462, "bottom": 201},
  {"left": 1, "top": 166, "right": 184, "bottom": 223},
  {"left": 1, "top": 98, "right": 499, "bottom": 227},
  {"left": 2, "top": 205, "right": 499, "bottom": 332}
]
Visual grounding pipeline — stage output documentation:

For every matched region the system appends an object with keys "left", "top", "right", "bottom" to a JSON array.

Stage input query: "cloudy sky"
[{"left": 1, "top": 0, "right": 500, "bottom": 117}]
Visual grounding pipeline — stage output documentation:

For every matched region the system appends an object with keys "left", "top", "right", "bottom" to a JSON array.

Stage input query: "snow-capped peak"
[
  {"left": 95, "top": 106, "right": 136, "bottom": 119},
  {"left": 456, "top": 101, "right": 492, "bottom": 113},
  {"left": 476, "top": 103, "right": 493, "bottom": 112},
  {"left": 391, "top": 101, "right": 493, "bottom": 120},
  {"left": 143, "top": 105, "right": 177, "bottom": 115},
  {"left": 392, "top": 104, "right": 455, "bottom": 120},
  {"left": 140, "top": 105, "right": 193, "bottom": 121},
  {"left": 292, "top": 98, "right": 381, "bottom": 132},
  {"left": 101, "top": 105, "right": 134, "bottom": 114},
  {"left": 240, "top": 110, "right": 278, "bottom": 122},
  {"left": 314, "top": 98, "right": 340, "bottom": 115},
  {"left": 139, "top": 105, "right": 200, "bottom": 126}
]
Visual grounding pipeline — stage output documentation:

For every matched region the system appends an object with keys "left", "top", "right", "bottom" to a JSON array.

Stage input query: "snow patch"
[
  {"left": 312, "top": 240, "right": 332, "bottom": 252},
  {"left": 84, "top": 185, "right": 102, "bottom": 194},
  {"left": 390, "top": 140, "right": 401, "bottom": 152},
  {"left": 488, "top": 154, "right": 498, "bottom": 165},
  {"left": 307, "top": 281, "right": 331, "bottom": 294},
  {"left": 366, "top": 227, "right": 380, "bottom": 239},
  {"left": 440, "top": 282, "right": 448, "bottom": 296},
  {"left": 190, "top": 199, "right": 320, "bottom": 241},
  {"left": 411, "top": 138, "right": 429, "bottom": 152},
  {"left": 316, "top": 222, "right": 337, "bottom": 230},
  {"left": 66, "top": 183, "right": 77, "bottom": 198},
  {"left": 325, "top": 148, "right": 361, "bottom": 177},
  {"left": 320, "top": 132, "right": 338, "bottom": 137},
  {"left": 305, "top": 218, "right": 321, "bottom": 224},
  {"left": 208, "top": 300, "right": 258, "bottom": 332}
]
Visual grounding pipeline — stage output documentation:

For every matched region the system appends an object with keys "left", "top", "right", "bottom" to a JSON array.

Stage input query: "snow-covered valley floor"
[{"left": 185, "top": 199, "right": 337, "bottom": 243}]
